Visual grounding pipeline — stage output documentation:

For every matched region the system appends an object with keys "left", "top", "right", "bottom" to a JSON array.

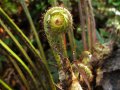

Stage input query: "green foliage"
[
  {"left": 35, "top": 2, "right": 46, "bottom": 11},
  {"left": 44, "top": 7, "right": 73, "bottom": 68},
  {"left": 108, "top": 0, "right": 120, "bottom": 9},
  {"left": 0, "top": 0, "right": 120, "bottom": 90},
  {"left": 0, "top": 79, "right": 12, "bottom": 90},
  {"left": 106, "top": 18, "right": 120, "bottom": 42},
  {"left": 3, "top": 37, "right": 13, "bottom": 45},
  {"left": 93, "top": 0, "right": 120, "bottom": 43},
  {"left": 0, "top": 0, "right": 18, "bottom": 15},
  {"left": 0, "top": 1, "right": 56, "bottom": 89},
  {"left": 96, "top": 30, "right": 105, "bottom": 44},
  {"left": 48, "top": 0, "right": 58, "bottom": 6}
]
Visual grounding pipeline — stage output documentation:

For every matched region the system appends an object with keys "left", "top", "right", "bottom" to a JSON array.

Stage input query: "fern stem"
[
  {"left": 44, "top": 7, "right": 71, "bottom": 67},
  {"left": 61, "top": 34, "right": 68, "bottom": 57},
  {"left": 19, "top": 0, "right": 46, "bottom": 62},
  {"left": 68, "top": 28, "right": 76, "bottom": 60},
  {"left": 0, "top": 19, "right": 38, "bottom": 74},
  {"left": 0, "top": 19, "right": 46, "bottom": 89},
  {"left": 0, "top": 7, "right": 55, "bottom": 90},
  {"left": 7, "top": 55, "right": 30, "bottom": 90},
  {"left": 78, "top": 0, "right": 88, "bottom": 50},
  {"left": 0, "top": 40, "right": 39, "bottom": 90},
  {"left": 0, "top": 7, "right": 40, "bottom": 59},
  {"left": 0, "top": 8, "right": 47, "bottom": 89},
  {"left": 61, "top": 0, "right": 77, "bottom": 60},
  {"left": 88, "top": 0, "right": 97, "bottom": 44},
  {"left": 84, "top": 1, "right": 92, "bottom": 51},
  {"left": 0, "top": 79, "right": 13, "bottom": 90}
]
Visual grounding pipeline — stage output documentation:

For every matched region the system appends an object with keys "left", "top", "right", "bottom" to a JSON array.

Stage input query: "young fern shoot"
[
  {"left": 44, "top": 7, "right": 82, "bottom": 90},
  {"left": 44, "top": 6, "right": 72, "bottom": 67}
]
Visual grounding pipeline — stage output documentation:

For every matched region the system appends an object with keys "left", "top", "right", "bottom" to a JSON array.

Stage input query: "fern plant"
[
  {"left": 0, "top": 0, "right": 114, "bottom": 90},
  {"left": 0, "top": 0, "right": 55, "bottom": 90}
]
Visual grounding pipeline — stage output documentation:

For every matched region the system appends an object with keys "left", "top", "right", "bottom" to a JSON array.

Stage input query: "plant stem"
[
  {"left": 87, "top": 0, "right": 97, "bottom": 44},
  {"left": 78, "top": 0, "right": 88, "bottom": 50},
  {"left": 68, "top": 28, "right": 76, "bottom": 60},
  {"left": 0, "top": 50, "right": 30, "bottom": 89},
  {"left": 0, "top": 7, "right": 41, "bottom": 60},
  {"left": 0, "top": 19, "right": 47, "bottom": 90},
  {"left": 0, "top": 79, "right": 13, "bottom": 90},
  {"left": 59, "top": 34, "right": 68, "bottom": 57},
  {"left": 0, "top": 19, "right": 38, "bottom": 74},
  {"left": 84, "top": 0, "right": 93, "bottom": 51},
  {"left": 19, "top": 0, "right": 46, "bottom": 62},
  {"left": 0, "top": 8, "right": 56, "bottom": 90},
  {"left": 62, "top": 0, "right": 77, "bottom": 59},
  {"left": 0, "top": 39, "right": 39, "bottom": 90},
  {"left": 7, "top": 55, "right": 30, "bottom": 90}
]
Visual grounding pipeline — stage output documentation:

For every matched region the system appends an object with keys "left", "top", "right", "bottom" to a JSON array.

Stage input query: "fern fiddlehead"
[
  {"left": 44, "top": 7, "right": 73, "bottom": 67},
  {"left": 44, "top": 7, "right": 82, "bottom": 90},
  {"left": 44, "top": 7, "right": 72, "bottom": 35}
]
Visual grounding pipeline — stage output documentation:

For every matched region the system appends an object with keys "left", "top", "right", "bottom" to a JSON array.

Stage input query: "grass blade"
[
  {"left": 7, "top": 55, "right": 30, "bottom": 90},
  {"left": 0, "top": 39, "right": 39, "bottom": 90},
  {"left": 0, "top": 79, "right": 13, "bottom": 90},
  {"left": 0, "top": 7, "right": 56, "bottom": 90},
  {"left": 19, "top": 0, "right": 46, "bottom": 62},
  {"left": 0, "top": 7, "right": 42, "bottom": 60},
  {"left": 0, "top": 19, "right": 38, "bottom": 74}
]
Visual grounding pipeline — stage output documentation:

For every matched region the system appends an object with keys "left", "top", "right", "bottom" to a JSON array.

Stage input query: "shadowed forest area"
[{"left": 0, "top": 0, "right": 120, "bottom": 90}]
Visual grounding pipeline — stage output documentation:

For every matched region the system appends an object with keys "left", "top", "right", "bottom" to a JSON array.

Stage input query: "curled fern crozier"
[{"left": 44, "top": 7, "right": 73, "bottom": 35}]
